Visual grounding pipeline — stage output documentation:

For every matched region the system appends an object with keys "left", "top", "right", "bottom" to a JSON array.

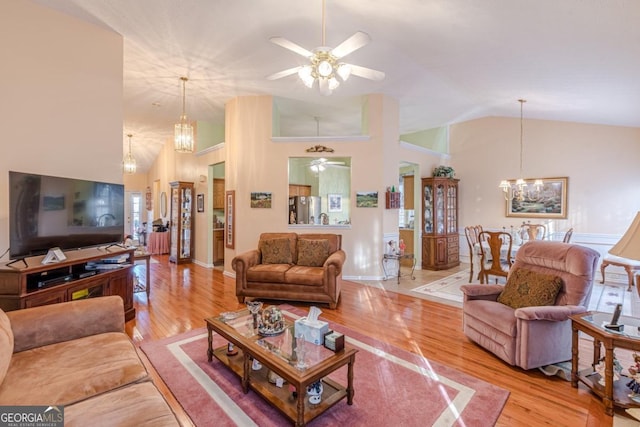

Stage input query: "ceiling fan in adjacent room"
[
  {"left": 266, "top": 0, "right": 385, "bottom": 95},
  {"left": 308, "top": 158, "right": 345, "bottom": 173}
]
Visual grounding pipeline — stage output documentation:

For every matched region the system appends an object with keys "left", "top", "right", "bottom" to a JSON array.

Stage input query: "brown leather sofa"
[
  {"left": 0, "top": 296, "right": 179, "bottom": 426},
  {"left": 232, "top": 232, "right": 345, "bottom": 309}
]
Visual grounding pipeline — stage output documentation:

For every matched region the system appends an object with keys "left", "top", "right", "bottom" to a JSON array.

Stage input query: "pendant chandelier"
[
  {"left": 499, "top": 99, "right": 542, "bottom": 201},
  {"left": 123, "top": 133, "right": 137, "bottom": 174},
  {"left": 174, "top": 76, "right": 194, "bottom": 153}
]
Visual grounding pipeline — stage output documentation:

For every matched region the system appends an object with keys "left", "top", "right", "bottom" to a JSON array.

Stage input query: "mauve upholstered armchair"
[{"left": 460, "top": 241, "right": 600, "bottom": 370}]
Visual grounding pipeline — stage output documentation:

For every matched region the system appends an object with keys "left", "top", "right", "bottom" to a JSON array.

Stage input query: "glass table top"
[
  {"left": 581, "top": 311, "right": 640, "bottom": 340},
  {"left": 216, "top": 308, "right": 335, "bottom": 369}
]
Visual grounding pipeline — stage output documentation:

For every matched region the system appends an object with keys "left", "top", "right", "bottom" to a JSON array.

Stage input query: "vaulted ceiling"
[{"left": 34, "top": 0, "right": 640, "bottom": 172}]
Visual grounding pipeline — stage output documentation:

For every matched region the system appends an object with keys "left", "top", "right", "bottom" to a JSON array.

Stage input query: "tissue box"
[{"left": 294, "top": 317, "right": 329, "bottom": 345}]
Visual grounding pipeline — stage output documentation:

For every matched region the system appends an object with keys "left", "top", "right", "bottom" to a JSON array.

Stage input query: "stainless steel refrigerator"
[{"left": 289, "top": 196, "right": 321, "bottom": 224}]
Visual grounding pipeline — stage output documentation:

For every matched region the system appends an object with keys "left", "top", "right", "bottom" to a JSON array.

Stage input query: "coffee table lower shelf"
[
  {"left": 212, "top": 346, "right": 347, "bottom": 425},
  {"left": 576, "top": 369, "right": 640, "bottom": 410}
]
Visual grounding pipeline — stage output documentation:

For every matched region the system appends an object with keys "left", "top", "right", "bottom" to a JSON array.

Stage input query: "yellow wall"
[
  {"left": 450, "top": 116, "right": 640, "bottom": 255},
  {"left": 0, "top": 0, "right": 123, "bottom": 253}
]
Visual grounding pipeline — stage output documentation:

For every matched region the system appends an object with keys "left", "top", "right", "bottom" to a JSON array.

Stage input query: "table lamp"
[{"left": 609, "top": 212, "right": 640, "bottom": 260}]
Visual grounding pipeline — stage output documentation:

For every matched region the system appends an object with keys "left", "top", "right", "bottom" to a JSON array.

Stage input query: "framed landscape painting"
[
  {"left": 356, "top": 191, "right": 378, "bottom": 208},
  {"left": 505, "top": 177, "right": 568, "bottom": 219}
]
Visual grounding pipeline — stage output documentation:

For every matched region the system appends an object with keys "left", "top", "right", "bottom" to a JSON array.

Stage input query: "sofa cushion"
[
  {"left": 498, "top": 268, "right": 563, "bottom": 309},
  {"left": 247, "top": 263, "right": 291, "bottom": 283},
  {"left": 0, "top": 309, "right": 14, "bottom": 385},
  {"left": 297, "top": 239, "right": 330, "bottom": 267},
  {"left": 260, "top": 238, "right": 293, "bottom": 264},
  {"left": 285, "top": 265, "right": 325, "bottom": 286},
  {"left": 0, "top": 332, "right": 148, "bottom": 405},
  {"left": 65, "top": 381, "right": 178, "bottom": 427}
]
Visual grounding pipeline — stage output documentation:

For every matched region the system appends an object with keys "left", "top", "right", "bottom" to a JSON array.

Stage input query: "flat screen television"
[{"left": 9, "top": 171, "right": 125, "bottom": 260}]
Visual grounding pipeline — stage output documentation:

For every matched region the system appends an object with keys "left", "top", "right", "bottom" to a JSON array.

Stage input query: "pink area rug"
[{"left": 140, "top": 305, "right": 509, "bottom": 426}]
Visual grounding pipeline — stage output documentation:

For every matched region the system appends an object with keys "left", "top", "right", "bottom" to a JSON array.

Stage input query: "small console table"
[
  {"left": 382, "top": 253, "right": 416, "bottom": 284},
  {"left": 571, "top": 311, "right": 640, "bottom": 416},
  {"left": 600, "top": 255, "right": 640, "bottom": 293}
]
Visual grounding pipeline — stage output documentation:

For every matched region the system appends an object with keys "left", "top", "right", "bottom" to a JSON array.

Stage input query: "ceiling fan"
[
  {"left": 267, "top": 0, "right": 385, "bottom": 95},
  {"left": 308, "top": 158, "right": 345, "bottom": 172}
]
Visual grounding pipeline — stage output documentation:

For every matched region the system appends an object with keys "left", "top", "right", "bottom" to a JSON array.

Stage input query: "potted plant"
[{"left": 432, "top": 166, "right": 455, "bottom": 178}]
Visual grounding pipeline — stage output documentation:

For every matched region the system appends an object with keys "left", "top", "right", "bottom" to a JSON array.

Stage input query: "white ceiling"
[{"left": 34, "top": 0, "right": 640, "bottom": 172}]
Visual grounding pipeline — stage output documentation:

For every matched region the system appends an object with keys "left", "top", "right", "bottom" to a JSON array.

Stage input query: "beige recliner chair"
[{"left": 461, "top": 241, "right": 599, "bottom": 370}]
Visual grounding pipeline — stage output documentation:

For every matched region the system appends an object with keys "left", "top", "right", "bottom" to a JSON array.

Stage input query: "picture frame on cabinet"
[
  {"left": 197, "top": 194, "right": 204, "bottom": 212},
  {"left": 505, "top": 177, "right": 568, "bottom": 219}
]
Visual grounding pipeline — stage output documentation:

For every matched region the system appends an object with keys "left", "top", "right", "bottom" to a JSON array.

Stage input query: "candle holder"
[{"left": 246, "top": 301, "right": 263, "bottom": 331}]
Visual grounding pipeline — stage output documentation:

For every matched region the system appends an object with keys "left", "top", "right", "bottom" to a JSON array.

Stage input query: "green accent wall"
[{"left": 400, "top": 126, "right": 448, "bottom": 153}]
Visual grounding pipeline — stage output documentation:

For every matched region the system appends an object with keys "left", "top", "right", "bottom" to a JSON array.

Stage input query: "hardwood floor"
[{"left": 126, "top": 256, "right": 628, "bottom": 426}]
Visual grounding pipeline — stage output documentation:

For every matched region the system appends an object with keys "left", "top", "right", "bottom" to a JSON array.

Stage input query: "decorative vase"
[{"left": 307, "top": 380, "right": 323, "bottom": 404}]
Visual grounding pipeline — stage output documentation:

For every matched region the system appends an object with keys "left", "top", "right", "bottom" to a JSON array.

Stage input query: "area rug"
[
  {"left": 410, "top": 269, "right": 634, "bottom": 315},
  {"left": 140, "top": 305, "right": 510, "bottom": 426}
]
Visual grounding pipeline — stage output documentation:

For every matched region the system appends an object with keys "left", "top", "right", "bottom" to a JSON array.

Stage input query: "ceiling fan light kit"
[{"left": 267, "top": 0, "right": 384, "bottom": 95}]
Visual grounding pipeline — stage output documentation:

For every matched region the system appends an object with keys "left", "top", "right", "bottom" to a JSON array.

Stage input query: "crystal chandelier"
[
  {"left": 123, "top": 133, "right": 136, "bottom": 174},
  {"left": 499, "top": 99, "right": 542, "bottom": 201},
  {"left": 174, "top": 76, "right": 194, "bottom": 153}
]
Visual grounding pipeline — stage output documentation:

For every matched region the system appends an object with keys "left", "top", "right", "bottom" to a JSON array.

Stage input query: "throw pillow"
[
  {"left": 260, "top": 238, "right": 293, "bottom": 264},
  {"left": 297, "top": 239, "right": 330, "bottom": 267},
  {"left": 497, "top": 268, "right": 563, "bottom": 309}
]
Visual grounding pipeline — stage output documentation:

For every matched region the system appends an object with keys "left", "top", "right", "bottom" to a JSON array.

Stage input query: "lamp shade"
[{"left": 609, "top": 212, "right": 640, "bottom": 260}]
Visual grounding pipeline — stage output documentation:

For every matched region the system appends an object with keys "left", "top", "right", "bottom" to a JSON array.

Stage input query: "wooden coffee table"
[{"left": 205, "top": 309, "right": 357, "bottom": 426}]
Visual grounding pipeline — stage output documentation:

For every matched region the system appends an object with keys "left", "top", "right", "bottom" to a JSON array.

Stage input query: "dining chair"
[
  {"left": 464, "top": 225, "right": 484, "bottom": 282},
  {"left": 562, "top": 227, "right": 574, "bottom": 243},
  {"left": 521, "top": 222, "right": 547, "bottom": 241},
  {"left": 478, "top": 230, "right": 513, "bottom": 284}
]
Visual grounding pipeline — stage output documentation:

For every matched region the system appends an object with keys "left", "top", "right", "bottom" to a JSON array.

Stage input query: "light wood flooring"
[{"left": 126, "top": 256, "right": 634, "bottom": 426}]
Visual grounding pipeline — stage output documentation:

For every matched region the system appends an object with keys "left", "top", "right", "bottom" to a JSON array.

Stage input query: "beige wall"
[
  {"left": 450, "top": 116, "right": 640, "bottom": 258},
  {"left": 0, "top": 1, "right": 123, "bottom": 253}
]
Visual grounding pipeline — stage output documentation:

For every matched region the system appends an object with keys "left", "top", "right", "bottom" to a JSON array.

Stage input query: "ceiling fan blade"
[
  {"left": 318, "top": 78, "right": 332, "bottom": 96},
  {"left": 349, "top": 64, "right": 386, "bottom": 81},
  {"left": 266, "top": 66, "right": 302, "bottom": 80},
  {"left": 269, "top": 37, "right": 313, "bottom": 58},
  {"left": 330, "top": 31, "right": 371, "bottom": 59}
]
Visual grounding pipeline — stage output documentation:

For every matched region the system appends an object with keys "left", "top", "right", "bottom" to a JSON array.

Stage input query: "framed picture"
[
  {"left": 197, "top": 194, "right": 204, "bottom": 212},
  {"left": 328, "top": 194, "right": 342, "bottom": 212},
  {"left": 356, "top": 191, "right": 378, "bottom": 208},
  {"left": 250, "top": 192, "right": 272, "bottom": 208},
  {"left": 225, "top": 190, "right": 235, "bottom": 249},
  {"left": 505, "top": 177, "right": 568, "bottom": 219}
]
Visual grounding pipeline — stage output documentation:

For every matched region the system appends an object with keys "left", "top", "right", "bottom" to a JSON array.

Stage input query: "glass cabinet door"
[
  {"left": 436, "top": 184, "right": 445, "bottom": 234},
  {"left": 423, "top": 184, "right": 433, "bottom": 233},
  {"left": 446, "top": 184, "right": 458, "bottom": 233}
]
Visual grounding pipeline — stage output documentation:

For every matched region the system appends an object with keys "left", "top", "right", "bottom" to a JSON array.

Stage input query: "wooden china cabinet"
[
  {"left": 421, "top": 177, "right": 460, "bottom": 270},
  {"left": 169, "top": 181, "right": 194, "bottom": 264}
]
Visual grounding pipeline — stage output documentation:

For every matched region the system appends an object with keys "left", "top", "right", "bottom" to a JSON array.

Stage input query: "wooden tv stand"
[{"left": 0, "top": 247, "right": 136, "bottom": 321}]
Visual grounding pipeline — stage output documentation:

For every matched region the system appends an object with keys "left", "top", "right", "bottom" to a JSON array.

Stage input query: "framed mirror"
[
  {"left": 288, "top": 157, "right": 351, "bottom": 225},
  {"left": 160, "top": 191, "right": 167, "bottom": 218}
]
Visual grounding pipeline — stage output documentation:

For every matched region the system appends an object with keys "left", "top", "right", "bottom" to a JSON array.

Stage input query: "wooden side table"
[
  {"left": 571, "top": 311, "right": 640, "bottom": 416},
  {"left": 382, "top": 253, "right": 416, "bottom": 284},
  {"left": 133, "top": 252, "right": 151, "bottom": 297}
]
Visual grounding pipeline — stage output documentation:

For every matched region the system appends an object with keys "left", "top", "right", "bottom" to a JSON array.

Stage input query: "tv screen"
[{"left": 9, "top": 171, "right": 125, "bottom": 259}]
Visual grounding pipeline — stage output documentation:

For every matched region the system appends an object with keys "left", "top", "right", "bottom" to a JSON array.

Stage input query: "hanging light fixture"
[
  {"left": 499, "top": 99, "right": 542, "bottom": 201},
  {"left": 123, "top": 133, "right": 136, "bottom": 174},
  {"left": 174, "top": 76, "right": 194, "bottom": 153}
]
